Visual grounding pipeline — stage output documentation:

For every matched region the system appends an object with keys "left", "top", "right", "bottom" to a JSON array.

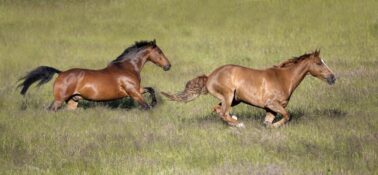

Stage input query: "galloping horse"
[
  {"left": 162, "top": 50, "right": 335, "bottom": 128},
  {"left": 18, "top": 40, "right": 171, "bottom": 111}
]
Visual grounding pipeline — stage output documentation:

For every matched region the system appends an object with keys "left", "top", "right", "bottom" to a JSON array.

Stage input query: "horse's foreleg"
[
  {"left": 142, "top": 87, "right": 157, "bottom": 107},
  {"left": 264, "top": 111, "right": 276, "bottom": 127},
  {"left": 128, "top": 89, "right": 150, "bottom": 110},
  {"left": 265, "top": 102, "right": 289, "bottom": 128}
]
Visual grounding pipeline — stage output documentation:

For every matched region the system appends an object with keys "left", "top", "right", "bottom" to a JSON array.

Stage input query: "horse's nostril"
[
  {"left": 163, "top": 65, "right": 171, "bottom": 71},
  {"left": 327, "top": 74, "right": 336, "bottom": 85},
  {"left": 331, "top": 74, "right": 336, "bottom": 81}
]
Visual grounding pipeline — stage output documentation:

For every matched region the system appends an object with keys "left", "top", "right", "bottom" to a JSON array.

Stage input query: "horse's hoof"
[
  {"left": 231, "top": 115, "right": 238, "bottom": 120},
  {"left": 264, "top": 121, "right": 273, "bottom": 128},
  {"left": 150, "top": 101, "right": 157, "bottom": 107},
  {"left": 142, "top": 105, "right": 151, "bottom": 110},
  {"left": 235, "top": 122, "right": 245, "bottom": 128},
  {"left": 272, "top": 123, "right": 281, "bottom": 128}
]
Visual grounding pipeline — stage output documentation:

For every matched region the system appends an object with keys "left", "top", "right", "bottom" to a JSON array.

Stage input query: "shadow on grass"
[
  {"left": 186, "top": 107, "right": 347, "bottom": 126},
  {"left": 78, "top": 98, "right": 137, "bottom": 109},
  {"left": 233, "top": 108, "right": 307, "bottom": 123},
  {"left": 314, "top": 108, "right": 347, "bottom": 118},
  {"left": 78, "top": 93, "right": 165, "bottom": 109},
  {"left": 20, "top": 93, "right": 164, "bottom": 110},
  {"left": 186, "top": 110, "right": 267, "bottom": 127}
]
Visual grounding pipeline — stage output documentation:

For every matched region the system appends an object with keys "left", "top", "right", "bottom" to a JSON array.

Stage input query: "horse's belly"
[
  {"left": 236, "top": 90, "right": 265, "bottom": 108},
  {"left": 78, "top": 81, "right": 128, "bottom": 101}
]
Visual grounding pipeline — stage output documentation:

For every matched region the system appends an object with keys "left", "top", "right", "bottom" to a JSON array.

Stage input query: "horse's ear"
[
  {"left": 314, "top": 49, "right": 320, "bottom": 56},
  {"left": 150, "top": 39, "right": 156, "bottom": 48}
]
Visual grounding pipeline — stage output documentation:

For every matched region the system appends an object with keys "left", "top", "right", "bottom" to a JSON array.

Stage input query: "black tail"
[{"left": 18, "top": 66, "right": 61, "bottom": 95}]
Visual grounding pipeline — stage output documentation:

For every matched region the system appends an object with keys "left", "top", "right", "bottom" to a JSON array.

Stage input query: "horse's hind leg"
[
  {"left": 213, "top": 100, "right": 241, "bottom": 117},
  {"left": 48, "top": 100, "right": 63, "bottom": 111},
  {"left": 212, "top": 91, "right": 244, "bottom": 128},
  {"left": 142, "top": 87, "right": 157, "bottom": 107},
  {"left": 48, "top": 95, "right": 68, "bottom": 111},
  {"left": 49, "top": 81, "right": 76, "bottom": 111},
  {"left": 213, "top": 103, "right": 222, "bottom": 114}
]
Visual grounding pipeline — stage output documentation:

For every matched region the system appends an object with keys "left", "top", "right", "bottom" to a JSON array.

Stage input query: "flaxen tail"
[
  {"left": 161, "top": 75, "right": 208, "bottom": 103},
  {"left": 18, "top": 66, "right": 61, "bottom": 95}
]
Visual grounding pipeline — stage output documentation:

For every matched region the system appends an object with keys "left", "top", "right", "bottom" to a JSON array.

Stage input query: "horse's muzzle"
[
  {"left": 326, "top": 74, "right": 336, "bottom": 85},
  {"left": 163, "top": 64, "right": 171, "bottom": 71}
]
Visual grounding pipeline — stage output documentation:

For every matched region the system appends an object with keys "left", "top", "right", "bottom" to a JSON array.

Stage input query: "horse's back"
[
  {"left": 208, "top": 64, "right": 266, "bottom": 84},
  {"left": 55, "top": 68, "right": 108, "bottom": 86},
  {"left": 206, "top": 64, "right": 258, "bottom": 93}
]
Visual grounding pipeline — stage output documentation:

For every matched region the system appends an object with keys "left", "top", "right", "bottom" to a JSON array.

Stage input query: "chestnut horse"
[
  {"left": 18, "top": 40, "right": 171, "bottom": 111},
  {"left": 162, "top": 50, "right": 335, "bottom": 128}
]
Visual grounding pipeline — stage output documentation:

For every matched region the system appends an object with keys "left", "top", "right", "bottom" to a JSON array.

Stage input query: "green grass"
[{"left": 0, "top": 0, "right": 377, "bottom": 174}]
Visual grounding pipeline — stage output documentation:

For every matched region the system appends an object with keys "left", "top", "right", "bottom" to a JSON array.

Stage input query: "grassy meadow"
[{"left": 0, "top": 0, "right": 377, "bottom": 174}]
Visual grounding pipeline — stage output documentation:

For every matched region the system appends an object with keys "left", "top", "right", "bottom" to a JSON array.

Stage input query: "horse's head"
[
  {"left": 307, "top": 50, "right": 336, "bottom": 85},
  {"left": 147, "top": 40, "right": 171, "bottom": 71}
]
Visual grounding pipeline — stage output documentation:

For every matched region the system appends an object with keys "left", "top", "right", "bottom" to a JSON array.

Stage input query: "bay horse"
[
  {"left": 18, "top": 40, "right": 171, "bottom": 111},
  {"left": 162, "top": 50, "right": 335, "bottom": 128}
]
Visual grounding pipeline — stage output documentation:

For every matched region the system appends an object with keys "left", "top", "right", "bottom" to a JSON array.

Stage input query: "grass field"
[{"left": 0, "top": 0, "right": 377, "bottom": 174}]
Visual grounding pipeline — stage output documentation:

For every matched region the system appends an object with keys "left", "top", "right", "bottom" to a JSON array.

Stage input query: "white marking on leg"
[{"left": 236, "top": 122, "right": 245, "bottom": 128}]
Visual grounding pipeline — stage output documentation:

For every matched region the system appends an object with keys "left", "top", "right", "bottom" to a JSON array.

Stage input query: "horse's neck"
[
  {"left": 282, "top": 61, "right": 309, "bottom": 96},
  {"left": 117, "top": 51, "right": 149, "bottom": 73}
]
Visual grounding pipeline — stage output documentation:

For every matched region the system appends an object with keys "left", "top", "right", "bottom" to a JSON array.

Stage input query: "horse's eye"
[{"left": 317, "top": 62, "right": 322, "bottom": 65}]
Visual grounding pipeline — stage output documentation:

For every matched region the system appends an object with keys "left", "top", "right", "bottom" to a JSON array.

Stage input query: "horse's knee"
[
  {"left": 144, "top": 87, "right": 154, "bottom": 93},
  {"left": 212, "top": 103, "right": 222, "bottom": 114},
  {"left": 141, "top": 87, "right": 154, "bottom": 94}
]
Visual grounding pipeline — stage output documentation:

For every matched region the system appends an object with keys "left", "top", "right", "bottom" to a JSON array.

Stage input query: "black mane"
[{"left": 110, "top": 40, "right": 156, "bottom": 64}]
